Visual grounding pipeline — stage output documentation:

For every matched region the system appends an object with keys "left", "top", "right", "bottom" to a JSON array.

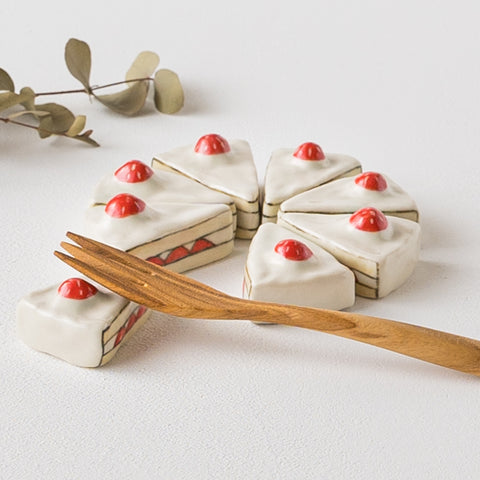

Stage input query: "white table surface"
[{"left": 2, "top": 1, "right": 480, "bottom": 478}]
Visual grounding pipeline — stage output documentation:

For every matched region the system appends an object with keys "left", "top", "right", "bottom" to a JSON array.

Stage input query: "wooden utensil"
[{"left": 55, "top": 232, "right": 480, "bottom": 377}]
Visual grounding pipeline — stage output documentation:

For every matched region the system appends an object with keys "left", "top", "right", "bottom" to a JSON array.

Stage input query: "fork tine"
[{"left": 54, "top": 250, "right": 168, "bottom": 311}]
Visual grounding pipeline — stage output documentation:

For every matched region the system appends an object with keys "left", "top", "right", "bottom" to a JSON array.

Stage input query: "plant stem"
[
  {"left": 34, "top": 77, "right": 153, "bottom": 97},
  {"left": 0, "top": 116, "right": 99, "bottom": 147}
]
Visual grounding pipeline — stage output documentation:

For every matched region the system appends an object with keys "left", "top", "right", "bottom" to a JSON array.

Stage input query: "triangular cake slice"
[
  {"left": 84, "top": 193, "right": 234, "bottom": 273},
  {"left": 152, "top": 134, "right": 260, "bottom": 239},
  {"left": 17, "top": 278, "right": 150, "bottom": 367},
  {"left": 262, "top": 142, "right": 362, "bottom": 223},
  {"left": 91, "top": 160, "right": 237, "bottom": 232},
  {"left": 278, "top": 207, "right": 421, "bottom": 299},
  {"left": 280, "top": 171, "right": 419, "bottom": 222},
  {"left": 243, "top": 223, "right": 355, "bottom": 311}
]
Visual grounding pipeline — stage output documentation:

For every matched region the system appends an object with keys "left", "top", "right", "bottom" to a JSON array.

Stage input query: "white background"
[{"left": 2, "top": 1, "right": 480, "bottom": 478}]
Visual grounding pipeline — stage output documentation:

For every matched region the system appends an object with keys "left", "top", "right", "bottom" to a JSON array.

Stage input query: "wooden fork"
[{"left": 55, "top": 232, "right": 480, "bottom": 377}]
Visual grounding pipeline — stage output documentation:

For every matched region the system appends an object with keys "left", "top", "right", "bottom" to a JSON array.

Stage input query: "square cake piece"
[
  {"left": 262, "top": 142, "right": 362, "bottom": 223},
  {"left": 243, "top": 223, "right": 355, "bottom": 310},
  {"left": 280, "top": 171, "right": 419, "bottom": 222},
  {"left": 278, "top": 207, "right": 421, "bottom": 298},
  {"left": 91, "top": 159, "right": 237, "bottom": 232},
  {"left": 83, "top": 193, "right": 234, "bottom": 272},
  {"left": 152, "top": 134, "right": 260, "bottom": 239},
  {"left": 17, "top": 278, "right": 150, "bottom": 367}
]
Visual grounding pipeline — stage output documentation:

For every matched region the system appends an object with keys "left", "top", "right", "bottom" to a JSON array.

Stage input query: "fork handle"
[{"left": 235, "top": 300, "right": 480, "bottom": 376}]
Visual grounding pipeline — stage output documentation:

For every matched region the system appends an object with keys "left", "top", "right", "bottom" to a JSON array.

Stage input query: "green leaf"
[
  {"left": 125, "top": 51, "right": 159, "bottom": 82},
  {"left": 19, "top": 87, "right": 36, "bottom": 111},
  {"left": 0, "top": 92, "right": 23, "bottom": 112},
  {"left": 66, "top": 115, "right": 86, "bottom": 137},
  {"left": 36, "top": 102, "right": 75, "bottom": 138},
  {"left": 153, "top": 69, "right": 184, "bottom": 114},
  {"left": 0, "top": 68, "right": 15, "bottom": 92},
  {"left": 95, "top": 80, "right": 149, "bottom": 115},
  {"left": 64, "top": 38, "right": 92, "bottom": 90}
]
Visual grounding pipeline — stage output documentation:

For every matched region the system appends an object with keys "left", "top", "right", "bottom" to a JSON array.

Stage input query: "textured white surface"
[{"left": 2, "top": 1, "right": 480, "bottom": 479}]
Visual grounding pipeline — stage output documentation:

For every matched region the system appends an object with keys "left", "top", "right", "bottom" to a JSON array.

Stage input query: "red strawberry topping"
[
  {"left": 349, "top": 207, "right": 388, "bottom": 232},
  {"left": 293, "top": 142, "right": 325, "bottom": 161},
  {"left": 194, "top": 134, "right": 231, "bottom": 155},
  {"left": 166, "top": 246, "right": 189, "bottom": 264},
  {"left": 105, "top": 193, "right": 146, "bottom": 218},
  {"left": 114, "top": 160, "right": 154, "bottom": 183},
  {"left": 57, "top": 278, "right": 98, "bottom": 300},
  {"left": 274, "top": 239, "right": 314, "bottom": 261},
  {"left": 355, "top": 172, "right": 387, "bottom": 191}
]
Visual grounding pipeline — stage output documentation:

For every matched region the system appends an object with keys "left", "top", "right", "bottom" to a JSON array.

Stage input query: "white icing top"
[
  {"left": 83, "top": 201, "right": 230, "bottom": 251},
  {"left": 280, "top": 174, "right": 418, "bottom": 214},
  {"left": 247, "top": 223, "right": 353, "bottom": 285},
  {"left": 264, "top": 148, "right": 361, "bottom": 205},
  {"left": 91, "top": 168, "right": 234, "bottom": 207},
  {"left": 153, "top": 139, "right": 259, "bottom": 201},
  {"left": 278, "top": 212, "right": 420, "bottom": 261}
]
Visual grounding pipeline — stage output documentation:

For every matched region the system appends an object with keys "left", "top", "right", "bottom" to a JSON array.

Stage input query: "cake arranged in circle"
[
  {"left": 244, "top": 223, "right": 355, "bottom": 310},
  {"left": 278, "top": 207, "right": 421, "bottom": 299},
  {"left": 92, "top": 160, "right": 237, "bottom": 231},
  {"left": 262, "top": 142, "right": 362, "bottom": 223},
  {"left": 84, "top": 193, "right": 234, "bottom": 273},
  {"left": 16, "top": 278, "right": 150, "bottom": 367},
  {"left": 280, "top": 171, "right": 419, "bottom": 222},
  {"left": 152, "top": 134, "right": 260, "bottom": 239}
]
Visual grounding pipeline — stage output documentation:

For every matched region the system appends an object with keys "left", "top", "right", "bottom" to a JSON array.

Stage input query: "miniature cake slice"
[
  {"left": 262, "top": 142, "right": 362, "bottom": 223},
  {"left": 244, "top": 223, "right": 355, "bottom": 311},
  {"left": 280, "top": 171, "right": 419, "bottom": 222},
  {"left": 91, "top": 160, "right": 237, "bottom": 231},
  {"left": 278, "top": 207, "right": 421, "bottom": 298},
  {"left": 17, "top": 278, "right": 150, "bottom": 367},
  {"left": 152, "top": 134, "right": 260, "bottom": 239},
  {"left": 84, "top": 193, "right": 234, "bottom": 272}
]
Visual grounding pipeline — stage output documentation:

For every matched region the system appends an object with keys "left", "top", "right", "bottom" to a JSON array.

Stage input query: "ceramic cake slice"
[
  {"left": 278, "top": 207, "right": 421, "bottom": 299},
  {"left": 17, "top": 278, "right": 150, "bottom": 367},
  {"left": 91, "top": 160, "right": 237, "bottom": 231},
  {"left": 243, "top": 223, "right": 355, "bottom": 311},
  {"left": 262, "top": 142, "right": 362, "bottom": 223},
  {"left": 280, "top": 171, "right": 419, "bottom": 222},
  {"left": 84, "top": 193, "right": 234, "bottom": 273},
  {"left": 152, "top": 134, "right": 260, "bottom": 239}
]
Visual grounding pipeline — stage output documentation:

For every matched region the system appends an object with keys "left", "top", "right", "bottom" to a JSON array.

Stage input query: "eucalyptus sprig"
[{"left": 0, "top": 38, "right": 184, "bottom": 147}]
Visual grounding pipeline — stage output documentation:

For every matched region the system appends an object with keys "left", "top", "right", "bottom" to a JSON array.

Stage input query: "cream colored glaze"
[
  {"left": 280, "top": 174, "right": 418, "bottom": 219},
  {"left": 244, "top": 223, "right": 355, "bottom": 310},
  {"left": 263, "top": 148, "right": 362, "bottom": 206},
  {"left": 278, "top": 211, "right": 421, "bottom": 298},
  {"left": 152, "top": 139, "right": 259, "bottom": 202},
  {"left": 91, "top": 168, "right": 235, "bottom": 209},
  {"left": 16, "top": 283, "right": 136, "bottom": 367},
  {"left": 83, "top": 202, "right": 232, "bottom": 252}
]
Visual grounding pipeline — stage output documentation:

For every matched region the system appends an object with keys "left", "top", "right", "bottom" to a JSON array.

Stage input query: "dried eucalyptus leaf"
[
  {"left": 66, "top": 115, "right": 86, "bottom": 137},
  {"left": 37, "top": 102, "right": 75, "bottom": 137},
  {"left": 75, "top": 129, "right": 100, "bottom": 147},
  {"left": 64, "top": 38, "right": 92, "bottom": 90},
  {"left": 19, "top": 87, "right": 36, "bottom": 111},
  {"left": 0, "top": 92, "right": 24, "bottom": 112},
  {"left": 153, "top": 69, "right": 184, "bottom": 114},
  {"left": 0, "top": 68, "right": 15, "bottom": 92},
  {"left": 125, "top": 51, "right": 159, "bottom": 82},
  {"left": 95, "top": 80, "right": 148, "bottom": 115}
]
